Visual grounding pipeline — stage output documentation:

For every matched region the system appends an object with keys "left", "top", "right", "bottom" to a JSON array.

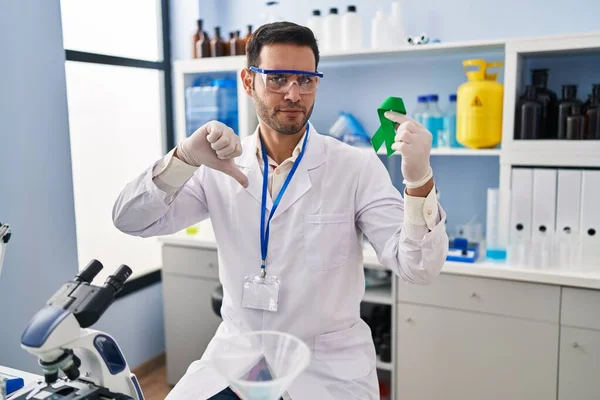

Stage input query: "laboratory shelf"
[
  {"left": 362, "top": 286, "right": 393, "bottom": 305},
  {"left": 376, "top": 358, "right": 393, "bottom": 371},
  {"left": 372, "top": 147, "right": 502, "bottom": 157}
]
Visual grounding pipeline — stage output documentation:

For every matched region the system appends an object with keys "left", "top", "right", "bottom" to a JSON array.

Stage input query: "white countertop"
[{"left": 159, "top": 236, "right": 600, "bottom": 290}]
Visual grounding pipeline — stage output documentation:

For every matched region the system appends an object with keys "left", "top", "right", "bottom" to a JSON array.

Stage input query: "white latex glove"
[
  {"left": 176, "top": 120, "right": 248, "bottom": 188},
  {"left": 384, "top": 111, "right": 433, "bottom": 189}
]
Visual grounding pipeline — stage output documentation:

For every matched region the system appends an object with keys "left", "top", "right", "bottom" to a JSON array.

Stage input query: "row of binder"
[{"left": 509, "top": 168, "right": 600, "bottom": 270}]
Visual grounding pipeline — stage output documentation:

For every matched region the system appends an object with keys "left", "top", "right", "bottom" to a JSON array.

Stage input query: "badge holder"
[{"left": 242, "top": 272, "right": 281, "bottom": 312}]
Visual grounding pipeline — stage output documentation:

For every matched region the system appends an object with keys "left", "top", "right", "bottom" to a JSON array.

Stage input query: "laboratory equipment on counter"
[
  {"left": 516, "top": 86, "right": 542, "bottom": 140},
  {"left": 210, "top": 26, "right": 227, "bottom": 57},
  {"left": 323, "top": 7, "right": 342, "bottom": 53},
  {"left": 412, "top": 95, "right": 428, "bottom": 124},
  {"left": 457, "top": 59, "right": 503, "bottom": 148},
  {"left": 584, "top": 84, "right": 600, "bottom": 139},
  {"left": 518, "top": 69, "right": 558, "bottom": 139},
  {"left": 566, "top": 104, "right": 585, "bottom": 140},
  {"left": 422, "top": 94, "right": 443, "bottom": 147},
  {"left": 10, "top": 260, "right": 144, "bottom": 400},
  {"left": 328, "top": 111, "right": 370, "bottom": 147},
  {"left": 485, "top": 188, "right": 506, "bottom": 260},
  {"left": 557, "top": 84, "right": 581, "bottom": 139},
  {"left": 306, "top": 10, "right": 323, "bottom": 44},
  {"left": 211, "top": 331, "right": 310, "bottom": 400},
  {"left": 0, "top": 223, "right": 10, "bottom": 279},
  {"left": 447, "top": 237, "right": 480, "bottom": 263},
  {"left": 388, "top": 1, "right": 406, "bottom": 47},
  {"left": 341, "top": 5, "right": 362, "bottom": 52},
  {"left": 193, "top": 19, "right": 210, "bottom": 59},
  {"left": 370, "top": 9, "right": 391, "bottom": 50}
]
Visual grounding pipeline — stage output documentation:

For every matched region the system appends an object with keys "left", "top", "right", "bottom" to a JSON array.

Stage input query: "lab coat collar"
[{"left": 236, "top": 122, "right": 325, "bottom": 217}]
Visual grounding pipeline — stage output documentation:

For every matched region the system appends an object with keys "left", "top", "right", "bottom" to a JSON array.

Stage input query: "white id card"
[{"left": 242, "top": 274, "right": 281, "bottom": 312}]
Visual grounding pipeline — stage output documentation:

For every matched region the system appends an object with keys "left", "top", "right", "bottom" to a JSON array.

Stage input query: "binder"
[
  {"left": 531, "top": 169, "right": 557, "bottom": 239},
  {"left": 556, "top": 170, "right": 582, "bottom": 239},
  {"left": 509, "top": 168, "right": 533, "bottom": 244},
  {"left": 580, "top": 170, "right": 600, "bottom": 267}
]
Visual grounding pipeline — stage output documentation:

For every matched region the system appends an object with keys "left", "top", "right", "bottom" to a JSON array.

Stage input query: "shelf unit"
[{"left": 173, "top": 30, "right": 600, "bottom": 400}]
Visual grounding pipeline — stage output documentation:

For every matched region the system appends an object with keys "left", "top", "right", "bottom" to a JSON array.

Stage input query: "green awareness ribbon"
[{"left": 371, "top": 96, "right": 407, "bottom": 157}]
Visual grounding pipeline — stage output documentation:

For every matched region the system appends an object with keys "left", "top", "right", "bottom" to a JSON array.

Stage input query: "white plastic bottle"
[
  {"left": 388, "top": 1, "right": 406, "bottom": 47},
  {"left": 306, "top": 10, "right": 323, "bottom": 44},
  {"left": 322, "top": 7, "right": 342, "bottom": 54},
  {"left": 341, "top": 5, "right": 362, "bottom": 52},
  {"left": 370, "top": 9, "right": 391, "bottom": 50},
  {"left": 262, "top": 1, "right": 283, "bottom": 24}
]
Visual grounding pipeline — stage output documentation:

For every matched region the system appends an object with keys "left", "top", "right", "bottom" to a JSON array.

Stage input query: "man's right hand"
[{"left": 176, "top": 120, "right": 248, "bottom": 188}]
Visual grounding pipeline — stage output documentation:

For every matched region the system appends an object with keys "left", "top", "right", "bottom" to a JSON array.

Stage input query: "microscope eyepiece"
[
  {"left": 75, "top": 259, "right": 104, "bottom": 283},
  {"left": 103, "top": 265, "right": 132, "bottom": 294}
]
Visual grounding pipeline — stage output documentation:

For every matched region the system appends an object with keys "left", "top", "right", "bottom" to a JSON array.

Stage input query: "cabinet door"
[
  {"left": 396, "top": 304, "right": 558, "bottom": 400},
  {"left": 558, "top": 327, "right": 600, "bottom": 400},
  {"left": 163, "top": 275, "right": 223, "bottom": 385}
]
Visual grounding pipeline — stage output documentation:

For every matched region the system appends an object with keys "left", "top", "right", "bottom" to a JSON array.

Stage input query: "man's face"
[{"left": 249, "top": 44, "right": 317, "bottom": 135}]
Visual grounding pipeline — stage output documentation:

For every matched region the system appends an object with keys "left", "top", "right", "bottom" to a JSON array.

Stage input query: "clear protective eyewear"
[{"left": 249, "top": 66, "right": 324, "bottom": 94}]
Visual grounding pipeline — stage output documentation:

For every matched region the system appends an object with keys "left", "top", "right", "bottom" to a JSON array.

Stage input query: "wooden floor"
[{"left": 134, "top": 355, "right": 173, "bottom": 400}]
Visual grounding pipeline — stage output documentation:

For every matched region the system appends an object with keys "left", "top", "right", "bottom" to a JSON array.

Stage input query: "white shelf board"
[
  {"left": 372, "top": 147, "right": 501, "bottom": 157},
  {"left": 501, "top": 141, "right": 600, "bottom": 167},
  {"left": 318, "top": 39, "right": 505, "bottom": 67},
  {"left": 376, "top": 358, "right": 393, "bottom": 371},
  {"left": 362, "top": 286, "right": 393, "bottom": 305},
  {"left": 173, "top": 39, "right": 505, "bottom": 74}
]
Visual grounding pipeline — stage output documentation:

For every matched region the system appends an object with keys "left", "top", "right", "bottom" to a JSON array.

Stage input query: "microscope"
[{"left": 10, "top": 259, "right": 145, "bottom": 399}]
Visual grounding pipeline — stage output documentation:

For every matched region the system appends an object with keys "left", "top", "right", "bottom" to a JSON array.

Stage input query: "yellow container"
[{"left": 457, "top": 59, "right": 504, "bottom": 149}]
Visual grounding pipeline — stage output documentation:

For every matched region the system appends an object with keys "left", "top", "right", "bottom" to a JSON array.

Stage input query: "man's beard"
[{"left": 252, "top": 94, "right": 314, "bottom": 136}]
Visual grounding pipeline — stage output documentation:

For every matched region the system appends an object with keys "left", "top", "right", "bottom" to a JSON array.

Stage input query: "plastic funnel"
[{"left": 211, "top": 331, "right": 311, "bottom": 400}]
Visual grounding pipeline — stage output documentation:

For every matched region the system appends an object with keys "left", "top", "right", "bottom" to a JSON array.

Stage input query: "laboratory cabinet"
[
  {"left": 558, "top": 287, "right": 600, "bottom": 400},
  {"left": 160, "top": 242, "right": 600, "bottom": 398},
  {"left": 395, "top": 303, "right": 558, "bottom": 400},
  {"left": 162, "top": 244, "right": 222, "bottom": 385}
]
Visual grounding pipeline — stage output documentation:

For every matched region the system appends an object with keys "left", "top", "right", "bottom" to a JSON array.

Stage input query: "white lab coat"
[{"left": 112, "top": 126, "right": 448, "bottom": 400}]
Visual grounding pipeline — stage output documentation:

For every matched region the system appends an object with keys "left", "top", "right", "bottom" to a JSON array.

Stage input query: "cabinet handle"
[
  {"left": 406, "top": 317, "right": 413, "bottom": 323},
  {"left": 572, "top": 342, "right": 579, "bottom": 349},
  {"left": 208, "top": 262, "right": 215, "bottom": 268},
  {"left": 471, "top": 292, "right": 478, "bottom": 299}
]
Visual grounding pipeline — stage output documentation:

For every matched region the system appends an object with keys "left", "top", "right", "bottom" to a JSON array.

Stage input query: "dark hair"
[{"left": 246, "top": 22, "right": 320, "bottom": 70}]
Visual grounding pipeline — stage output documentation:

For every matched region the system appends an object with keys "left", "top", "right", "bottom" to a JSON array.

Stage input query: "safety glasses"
[{"left": 249, "top": 66, "right": 324, "bottom": 94}]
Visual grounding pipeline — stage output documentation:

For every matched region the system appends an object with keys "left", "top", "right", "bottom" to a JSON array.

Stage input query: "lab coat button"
[{"left": 427, "top": 209, "right": 433, "bottom": 216}]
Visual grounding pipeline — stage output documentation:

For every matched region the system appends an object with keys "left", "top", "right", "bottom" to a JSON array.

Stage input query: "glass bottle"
[
  {"left": 194, "top": 19, "right": 211, "bottom": 58},
  {"left": 567, "top": 104, "right": 585, "bottom": 140},
  {"left": 557, "top": 85, "right": 580, "bottom": 139},
  {"left": 518, "top": 86, "right": 542, "bottom": 140},
  {"left": 244, "top": 25, "right": 253, "bottom": 45},
  {"left": 235, "top": 30, "right": 246, "bottom": 55},
  {"left": 584, "top": 85, "right": 600, "bottom": 140},
  {"left": 530, "top": 69, "right": 558, "bottom": 139},
  {"left": 211, "top": 27, "right": 226, "bottom": 57}
]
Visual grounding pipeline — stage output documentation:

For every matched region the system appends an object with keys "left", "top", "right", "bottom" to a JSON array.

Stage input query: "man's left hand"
[{"left": 384, "top": 111, "right": 433, "bottom": 189}]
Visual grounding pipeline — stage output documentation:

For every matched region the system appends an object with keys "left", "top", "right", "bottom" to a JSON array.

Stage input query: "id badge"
[{"left": 242, "top": 274, "right": 281, "bottom": 312}]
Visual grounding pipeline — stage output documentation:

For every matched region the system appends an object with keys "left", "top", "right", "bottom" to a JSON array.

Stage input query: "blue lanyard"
[{"left": 259, "top": 123, "right": 311, "bottom": 277}]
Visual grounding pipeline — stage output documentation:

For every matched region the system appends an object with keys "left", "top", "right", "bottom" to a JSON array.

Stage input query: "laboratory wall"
[
  {"left": 0, "top": 0, "right": 164, "bottom": 373},
  {"left": 0, "top": 0, "right": 78, "bottom": 372}
]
